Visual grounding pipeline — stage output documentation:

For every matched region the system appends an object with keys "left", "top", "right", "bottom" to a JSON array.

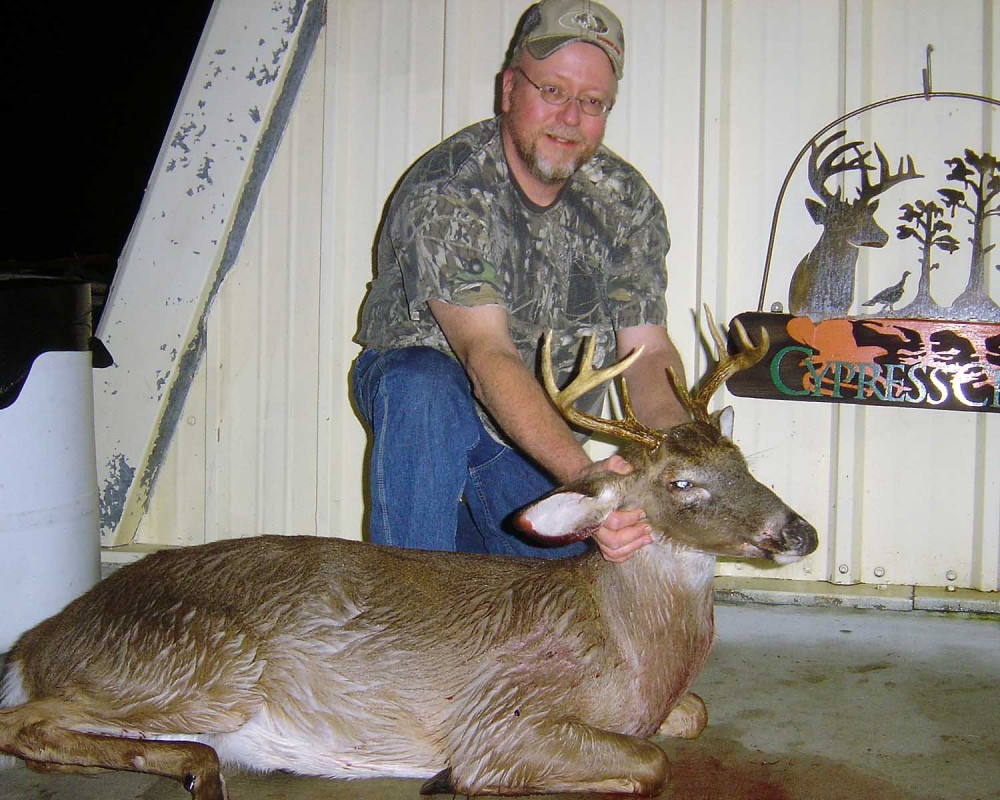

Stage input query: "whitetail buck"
[
  {"left": 788, "top": 130, "right": 922, "bottom": 318},
  {"left": 0, "top": 311, "right": 817, "bottom": 798}
]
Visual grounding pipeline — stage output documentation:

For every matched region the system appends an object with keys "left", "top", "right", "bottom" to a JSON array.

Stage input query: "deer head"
[
  {"left": 789, "top": 132, "right": 923, "bottom": 317},
  {"left": 805, "top": 131, "right": 922, "bottom": 247},
  {"left": 519, "top": 309, "right": 816, "bottom": 564}
]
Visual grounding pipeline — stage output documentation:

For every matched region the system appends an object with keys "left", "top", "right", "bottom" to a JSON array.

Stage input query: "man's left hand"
[
  {"left": 595, "top": 507, "right": 653, "bottom": 562},
  {"left": 582, "top": 455, "right": 654, "bottom": 563}
]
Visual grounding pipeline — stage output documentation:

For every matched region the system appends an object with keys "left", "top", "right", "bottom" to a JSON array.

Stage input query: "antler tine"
[
  {"left": 541, "top": 332, "right": 665, "bottom": 451},
  {"left": 665, "top": 364, "right": 703, "bottom": 424},
  {"left": 689, "top": 307, "right": 770, "bottom": 423},
  {"left": 809, "top": 131, "right": 868, "bottom": 200},
  {"left": 857, "top": 142, "right": 923, "bottom": 201}
]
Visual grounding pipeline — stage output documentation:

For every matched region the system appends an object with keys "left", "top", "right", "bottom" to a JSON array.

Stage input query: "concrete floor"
[{"left": 1, "top": 601, "right": 997, "bottom": 800}]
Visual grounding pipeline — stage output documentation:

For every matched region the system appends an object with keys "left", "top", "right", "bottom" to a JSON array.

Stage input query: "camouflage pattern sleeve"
[
  {"left": 603, "top": 172, "right": 670, "bottom": 330},
  {"left": 393, "top": 191, "right": 507, "bottom": 320}
]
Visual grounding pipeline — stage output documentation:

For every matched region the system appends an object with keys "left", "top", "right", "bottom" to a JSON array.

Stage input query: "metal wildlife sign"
[{"left": 727, "top": 90, "right": 1000, "bottom": 414}]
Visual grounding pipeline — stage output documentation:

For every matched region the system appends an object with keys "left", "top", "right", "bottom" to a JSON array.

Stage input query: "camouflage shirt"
[{"left": 356, "top": 116, "right": 670, "bottom": 441}]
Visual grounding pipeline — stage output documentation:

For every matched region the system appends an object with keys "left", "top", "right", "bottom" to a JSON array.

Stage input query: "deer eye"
[{"left": 671, "top": 480, "right": 693, "bottom": 490}]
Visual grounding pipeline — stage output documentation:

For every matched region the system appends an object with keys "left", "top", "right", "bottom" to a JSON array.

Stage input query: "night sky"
[{"left": 3, "top": 2, "right": 214, "bottom": 274}]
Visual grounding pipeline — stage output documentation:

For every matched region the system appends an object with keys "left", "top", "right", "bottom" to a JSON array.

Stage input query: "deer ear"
[
  {"left": 805, "top": 197, "right": 826, "bottom": 224},
  {"left": 712, "top": 406, "right": 735, "bottom": 439},
  {"left": 513, "top": 484, "right": 622, "bottom": 544}
]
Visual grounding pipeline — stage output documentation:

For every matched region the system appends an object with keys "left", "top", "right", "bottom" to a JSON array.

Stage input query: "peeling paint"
[
  {"left": 283, "top": 0, "right": 305, "bottom": 34},
  {"left": 196, "top": 156, "right": 214, "bottom": 184},
  {"left": 96, "top": 0, "right": 325, "bottom": 545},
  {"left": 155, "top": 368, "right": 170, "bottom": 397},
  {"left": 271, "top": 39, "right": 289, "bottom": 65},
  {"left": 138, "top": 326, "right": 206, "bottom": 506},
  {"left": 99, "top": 453, "right": 135, "bottom": 532}
]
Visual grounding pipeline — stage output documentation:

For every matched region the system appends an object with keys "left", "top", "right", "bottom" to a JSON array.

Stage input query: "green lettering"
[
  {"left": 883, "top": 363, "right": 908, "bottom": 402},
  {"left": 805, "top": 359, "right": 834, "bottom": 396},
  {"left": 830, "top": 362, "right": 857, "bottom": 399},
  {"left": 855, "top": 363, "right": 886, "bottom": 401},
  {"left": 770, "top": 346, "right": 812, "bottom": 396}
]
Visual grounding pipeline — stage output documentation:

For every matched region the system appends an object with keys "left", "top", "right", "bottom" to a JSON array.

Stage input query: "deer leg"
[
  {"left": 25, "top": 758, "right": 106, "bottom": 775},
  {"left": 655, "top": 692, "right": 708, "bottom": 739},
  {"left": 437, "top": 718, "right": 669, "bottom": 797},
  {"left": 1, "top": 706, "right": 227, "bottom": 800}
]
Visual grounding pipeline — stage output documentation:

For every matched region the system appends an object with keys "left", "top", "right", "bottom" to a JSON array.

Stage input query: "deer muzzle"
[{"left": 755, "top": 515, "right": 819, "bottom": 564}]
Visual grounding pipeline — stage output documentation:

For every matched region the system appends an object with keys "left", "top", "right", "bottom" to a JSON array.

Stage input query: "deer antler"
[
  {"left": 857, "top": 142, "right": 922, "bottom": 202},
  {"left": 665, "top": 306, "right": 770, "bottom": 427},
  {"left": 543, "top": 311, "right": 769, "bottom": 444},
  {"left": 808, "top": 132, "right": 922, "bottom": 205},
  {"left": 541, "top": 332, "right": 665, "bottom": 451},
  {"left": 808, "top": 131, "right": 871, "bottom": 202}
]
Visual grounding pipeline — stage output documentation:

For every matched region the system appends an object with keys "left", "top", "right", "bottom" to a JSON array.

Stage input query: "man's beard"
[{"left": 508, "top": 122, "right": 599, "bottom": 184}]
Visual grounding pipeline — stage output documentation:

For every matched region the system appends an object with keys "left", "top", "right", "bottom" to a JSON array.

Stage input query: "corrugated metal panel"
[{"left": 128, "top": 0, "right": 998, "bottom": 592}]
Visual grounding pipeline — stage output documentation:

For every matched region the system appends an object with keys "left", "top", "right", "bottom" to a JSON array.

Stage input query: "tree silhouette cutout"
[
  {"left": 937, "top": 149, "right": 1000, "bottom": 321},
  {"left": 894, "top": 199, "right": 959, "bottom": 319}
]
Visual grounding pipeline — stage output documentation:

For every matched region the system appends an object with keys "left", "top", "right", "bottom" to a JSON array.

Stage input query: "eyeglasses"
[{"left": 515, "top": 68, "right": 613, "bottom": 117}]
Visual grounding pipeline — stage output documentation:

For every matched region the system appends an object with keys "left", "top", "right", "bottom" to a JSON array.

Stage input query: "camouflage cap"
[{"left": 519, "top": 0, "right": 625, "bottom": 79}]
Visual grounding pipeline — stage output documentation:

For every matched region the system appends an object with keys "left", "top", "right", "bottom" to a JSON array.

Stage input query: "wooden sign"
[
  {"left": 732, "top": 92, "right": 1000, "bottom": 413},
  {"left": 726, "top": 312, "right": 1000, "bottom": 413}
]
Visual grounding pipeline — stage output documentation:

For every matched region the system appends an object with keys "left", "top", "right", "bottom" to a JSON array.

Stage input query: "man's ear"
[{"left": 500, "top": 68, "right": 516, "bottom": 113}]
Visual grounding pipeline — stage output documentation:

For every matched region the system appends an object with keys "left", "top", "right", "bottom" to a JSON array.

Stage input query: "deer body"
[{"left": 0, "top": 317, "right": 817, "bottom": 798}]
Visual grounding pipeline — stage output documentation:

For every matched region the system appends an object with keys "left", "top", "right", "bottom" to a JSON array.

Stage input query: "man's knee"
[{"left": 376, "top": 347, "right": 472, "bottom": 408}]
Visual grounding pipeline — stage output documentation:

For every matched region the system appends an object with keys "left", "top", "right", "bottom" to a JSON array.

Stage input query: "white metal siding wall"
[{"left": 130, "top": 1, "right": 998, "bottom": 592}]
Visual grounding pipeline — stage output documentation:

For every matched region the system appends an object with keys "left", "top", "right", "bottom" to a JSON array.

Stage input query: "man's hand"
[{"left": 579, "top": 455, "right": 654, "bottom": 563}]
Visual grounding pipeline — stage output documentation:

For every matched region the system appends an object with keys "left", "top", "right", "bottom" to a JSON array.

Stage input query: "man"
[{"left": 352, "top": 0, "right": 688, "bottom": 560}]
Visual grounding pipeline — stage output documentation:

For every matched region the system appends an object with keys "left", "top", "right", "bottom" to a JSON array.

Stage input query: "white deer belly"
[{"left": 204, "top": 703, "right": 444, "bottom": 778}]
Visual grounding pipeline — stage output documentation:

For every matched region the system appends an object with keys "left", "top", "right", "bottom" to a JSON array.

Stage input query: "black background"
[{"left": 3, "top": 2, "right": 214, "bottom": 276}]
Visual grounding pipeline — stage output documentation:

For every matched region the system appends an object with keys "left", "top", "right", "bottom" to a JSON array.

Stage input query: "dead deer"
[
  {"left": 788, "top": 130, "right": 922, "bottom": 318},
  {"left": 0, "top": 310, "right": 817, "bottom": 798}
]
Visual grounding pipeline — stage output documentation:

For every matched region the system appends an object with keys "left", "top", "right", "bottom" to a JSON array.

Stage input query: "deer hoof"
[
  {"left": 420, "top": 767, "right": 456, "bottom": 795},
  {"left": 656, "top": 692, "right": 708, "bottom": 739}
]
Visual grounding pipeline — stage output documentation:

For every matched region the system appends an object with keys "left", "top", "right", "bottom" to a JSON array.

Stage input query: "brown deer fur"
[{"left": 0, "top": 327, "right": 817, "bottom": 798}]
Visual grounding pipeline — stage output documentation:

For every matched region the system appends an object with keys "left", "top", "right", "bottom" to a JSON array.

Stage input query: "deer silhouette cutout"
[{"left": 788, "top": 131, "right": 921, "bottom": 319}]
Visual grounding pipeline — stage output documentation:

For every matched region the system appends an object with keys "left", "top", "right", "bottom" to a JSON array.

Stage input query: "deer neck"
[
  {"left": 596, "top": 541, "right": 716, "bottom": 640},
  {"left": 589, "top": 541, "right": 716, "bottom": 729}
]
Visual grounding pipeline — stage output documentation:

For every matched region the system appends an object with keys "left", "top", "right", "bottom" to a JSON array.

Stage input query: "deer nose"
[{"left": 779, "top": 516, "right": 818, "bottom": 555}]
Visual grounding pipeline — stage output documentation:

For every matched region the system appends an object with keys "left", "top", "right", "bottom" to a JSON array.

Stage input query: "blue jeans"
[{"left": 350, "top": 347, "right": 588, "bottom": 558}]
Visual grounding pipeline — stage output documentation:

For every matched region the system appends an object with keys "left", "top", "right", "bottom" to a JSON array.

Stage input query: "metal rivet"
[
  {"left": 946, "top": 570, "right": 958, "bottom": 582},
  {"left": 873, "top": 566, "right": 886, "bottom": 578},
  {"left": 770, "top": 301, "right": 785, "bottom": 313},
  {"left": 838, "top": 564, "right": 850, "bottom": 575}
]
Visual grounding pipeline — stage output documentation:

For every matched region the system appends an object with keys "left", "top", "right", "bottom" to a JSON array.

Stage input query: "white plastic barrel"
[{"left": 0, "top": 284, "right": 101, "bottom": 653}]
